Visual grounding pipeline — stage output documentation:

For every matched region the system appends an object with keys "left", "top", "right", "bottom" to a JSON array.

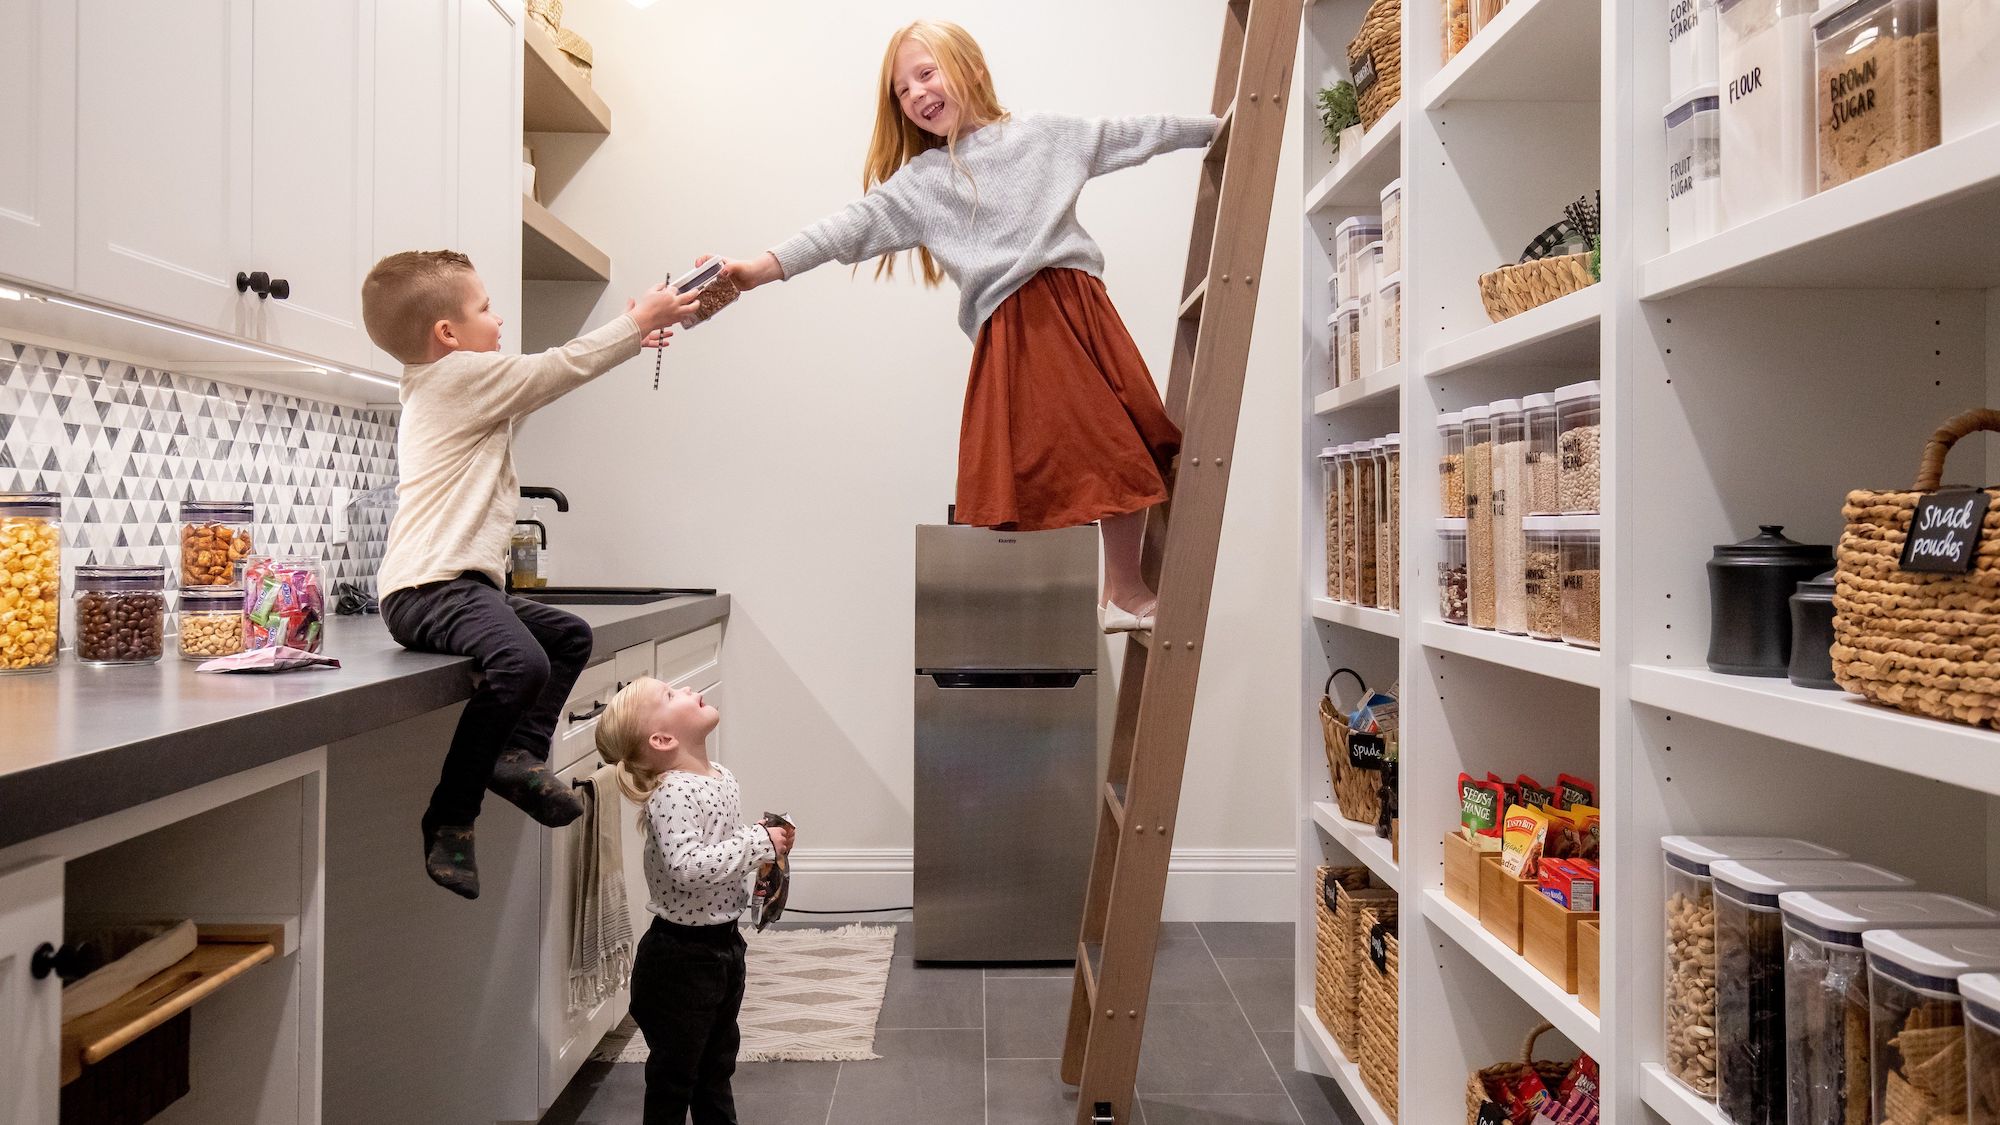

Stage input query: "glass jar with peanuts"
[
  {"left": 1864, "top": 928, "right": 2000, "bottom": 1125},
  {"left": 179, "top": 499, "right": 254, "bottom": 587},
  {"left": 178, "top": 585, "right": 246, "bottom": 662},
  {"left": 0, "top": 491, "right": 63, "bottom": 674}
]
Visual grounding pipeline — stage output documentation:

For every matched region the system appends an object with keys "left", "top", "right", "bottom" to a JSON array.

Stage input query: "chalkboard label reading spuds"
[
  {"left": 1900, "top": 490, "right": 1991, "bottom": 574},
  {"left": 1349, "top": 731, "right": 1389, "bottom": 771}
]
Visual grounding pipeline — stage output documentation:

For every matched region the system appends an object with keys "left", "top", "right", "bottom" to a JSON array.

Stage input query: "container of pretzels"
[
  {"left": 1960, "top": 972, "right": 2000, "bottom": 1125},
  {"left": 1778, "top": 891, "right": 2000, "bottom": 1125},
  {"left": 1864, "top": 928, "right": 2000, "bottom": 1125}
]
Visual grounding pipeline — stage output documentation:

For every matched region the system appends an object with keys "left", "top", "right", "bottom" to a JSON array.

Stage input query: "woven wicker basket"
[
  {"left": 1347, "top": 0, "right": 1403, "bottom": 129},
  {"left": 526, "top": 0, "right": 561, "bottom": 32},
  {"left": 1834, "top": 408, "right": 2000, "bottom": 727},
  {"left": 1477, "top": 254, "right": 1597, "bottom": 323},
  {"left": 1465, "top": 1023, "right": 1574, "bottom": 1125},
  {"left": 1312, "top": 865, "right": 1372, "bottom": 1036},
  {"left": 1331, "top": 881, "right": 1397, "bottom": 1053},
  {"left": 1357, "top": 901, "right": 1400, "bottom": 1121},
  {"left": 1319, "top": 670, "right": 1383, "bottom": 824},
  {"left": 555, "top": 27, "right": 593, "bottom": 82}
]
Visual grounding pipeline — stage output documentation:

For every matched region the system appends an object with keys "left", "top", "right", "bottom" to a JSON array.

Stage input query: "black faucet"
[{"left": 519, "top": 485, "right": 569, "bottom": 512}]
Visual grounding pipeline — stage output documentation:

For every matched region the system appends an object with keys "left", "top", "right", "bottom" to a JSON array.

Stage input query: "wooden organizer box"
[
  {"left": 1522, "top": 889, "right": 1599, "bottom": 994},
  {"left": 1478, "top": 855, "right": 1536, "bottom": 954},
  {"left": 61, "top": 922, "right": 285, "bottom": 1086},
  {"left": 1443, "top": 831, "right": 1484, "bottom": 914},
  {"left": 1578, "top": 920, "right": 1601, "bottom": 1014}
]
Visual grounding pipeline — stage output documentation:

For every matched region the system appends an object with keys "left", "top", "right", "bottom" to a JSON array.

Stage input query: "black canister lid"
[
  {"left": 1712, "top": 525, "right": 1833, "bottom": 565},
  {"left": 1795, "top": 568, "right": 1838, "bottom": 601}
]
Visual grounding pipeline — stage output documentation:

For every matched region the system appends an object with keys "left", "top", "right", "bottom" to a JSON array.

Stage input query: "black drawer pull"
[{"left": 567, "top": 701, "right": 607, "bottom": 724}]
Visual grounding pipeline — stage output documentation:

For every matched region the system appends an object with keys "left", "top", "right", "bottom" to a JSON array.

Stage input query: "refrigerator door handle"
[{"left": 920, "top": 670, "right": 1090, "bottom": 690}]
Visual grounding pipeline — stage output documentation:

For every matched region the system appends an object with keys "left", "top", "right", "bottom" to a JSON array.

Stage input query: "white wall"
[{"left": 515, "top": 0, "right": 1302, "bottom": 918}]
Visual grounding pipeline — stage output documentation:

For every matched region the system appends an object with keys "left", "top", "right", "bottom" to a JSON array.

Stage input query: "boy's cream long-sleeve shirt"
[{"left": 376, "top": 315, "right": 642, "bottom": 599}]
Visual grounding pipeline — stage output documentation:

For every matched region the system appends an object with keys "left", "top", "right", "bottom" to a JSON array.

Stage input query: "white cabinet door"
[
  {"left": 456, "top": 0, "right": 521, "bottom": 353},
  {"left": 250, "top": 0, "right": 374, "bottom": 366},
  {"left": 0, "top": 859, "right": 63, "bottom": 1125},
  {"left": 0, "top": 0, "right": 76, "bottom": 291},
  {"left": 368, "top": 0, "right": 457, "bottom": 370},
  {"left": 76, "top": 0, "right": 254, "bottom": 335}
]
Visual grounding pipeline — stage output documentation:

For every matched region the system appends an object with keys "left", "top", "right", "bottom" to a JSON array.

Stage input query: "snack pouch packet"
[
  {"left": 197, "top": 647, "right": 341, "bottom": 674},
  {"left": 1557, "top": 1054, "right": 1600, "bottom": 1105},
  {"left": 1499, "top": 803, "right": 1551, "bottom": 879},
  {"left": 1566, "top": 804, "right": 1602, "bottom": 860},
  {"left": 1555, "top": 773, "right": 1596, "bottom": 810},
  {"left": 1351, "top": 690, "right": 1399, "bottom": 735},
  {"left": 1459, "top": 773, "right": 1505, "bottom": 847},
  {"left": 1516, "top": 774, "right": 1557, "bottom": 809},
  {"left": 1498, "top": 1069, "right": 1556, "bottom": 1123},
  {"left": 1543, "top": 806, "right": 1587, "bottom": 859}
]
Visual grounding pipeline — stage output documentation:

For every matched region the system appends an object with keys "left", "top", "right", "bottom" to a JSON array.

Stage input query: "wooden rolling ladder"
[{"left": 1061, "top": 2, "right": 1301, "bottom": 1122}]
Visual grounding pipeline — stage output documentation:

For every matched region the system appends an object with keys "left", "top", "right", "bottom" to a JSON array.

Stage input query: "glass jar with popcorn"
[{"left": 0, "top": 492, "right": 62, "bottom": 674}]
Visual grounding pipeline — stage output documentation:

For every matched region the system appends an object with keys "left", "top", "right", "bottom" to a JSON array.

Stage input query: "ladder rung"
[
  {"left": 1177, "top": 280, "right": 1207, "bottom": 321},
  {"left": 1078, "top": 941, "right": 1103, "bottom": 1002},
  {"left": 1103, "top": 780, "right": 1127, "bottom": 828},
  {"left": 1127, "top": 627, "right": 1152, "bottom": 650},
  {"left": 1204, "top": 102, "right": 1235, "bottom": 164}
]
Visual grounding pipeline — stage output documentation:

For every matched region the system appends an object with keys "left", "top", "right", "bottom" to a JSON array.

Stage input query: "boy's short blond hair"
[{"left": 361, "top": 250, "right": 478, "bottom": 364}]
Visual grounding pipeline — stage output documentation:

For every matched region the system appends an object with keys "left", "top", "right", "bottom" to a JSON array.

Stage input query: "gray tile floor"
[{"left": 541, "top": 921, "right": 1363, "bottom": 1125}]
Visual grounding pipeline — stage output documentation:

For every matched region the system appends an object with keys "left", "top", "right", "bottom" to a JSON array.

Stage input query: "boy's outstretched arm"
[{"left": 466, "top": 283, "right": 696, "bottom": 425}]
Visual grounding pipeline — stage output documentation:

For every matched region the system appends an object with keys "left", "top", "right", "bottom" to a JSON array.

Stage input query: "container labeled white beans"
[
  {"left": 1661, "top": 836, "right": 1848, "bottom": 1101},
  {"left": 1378, "top": 272, "right": 1403, "bottom": 367},
  {"left": 1780, "top": 891, "right": 2000, "bottom": 1125},
  {"left": 1357, "top": 243, "right": 1383, "bottom": 378},
  {"left": 1380, "top": 179, "right": 1404, "bottom": 274},
  {"left": 1865, "top": 929, "right": 2000, "bottom": 1125},
  {"left": 1718, "top": 0, "right": 1820, "bottom": 227},
  {"left": 1671, "top": 0, "right": 1723, "bottom": 97},
  {"left": 1335, "top": 217, "right": 1383, "bottom": 309},
  {"left": 1339, "top": 301, "right": 1364, "bottom": 386},
  {"left": 1555, "top": 380, "right": 1602, "bottom": 514},
  {"left": 1962, "top": 972, "right": 2000, "bottom": 1125},
  {"left": 1940, "top": 0, "right": 2000, "bottom": 142},
  {"left": 1666, "top": 85, "right": 1723, "bottom": 251}
]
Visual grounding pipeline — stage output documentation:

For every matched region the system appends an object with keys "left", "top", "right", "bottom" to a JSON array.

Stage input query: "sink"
[{"left": 513, "top": 586, "right": 716, "bottom": 605}]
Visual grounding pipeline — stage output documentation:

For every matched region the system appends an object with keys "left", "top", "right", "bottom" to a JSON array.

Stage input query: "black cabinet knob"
[
  {"left": 236, "top": 270, "right": 270, "bottom": 296},
  {"left": 30, "top": 941, "right": 96, "bottom": 983},
  {"left": 268, "top": 278, "right": 290, "bottom": 300}
]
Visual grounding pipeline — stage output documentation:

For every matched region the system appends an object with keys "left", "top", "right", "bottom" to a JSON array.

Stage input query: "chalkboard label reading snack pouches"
[
  {"left": 1351, "top": 51, "right": 1379, "bottom": 100},
  {"left": 1901, "top": 489, "right": 1992, "bottom": 574},
  {"left": 1349, "top": 731, "right": 1388, "bottom": 771},
  {"left": 1476, "top": 1103, "right": 1511, "bottom": 1125}
]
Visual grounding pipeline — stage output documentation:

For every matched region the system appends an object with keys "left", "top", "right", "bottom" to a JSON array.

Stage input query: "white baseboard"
[{"left": 784, "top": 848, "right": 1296, "bottom": 924}]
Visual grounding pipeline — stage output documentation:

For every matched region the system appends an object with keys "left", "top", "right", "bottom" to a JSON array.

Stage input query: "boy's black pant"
[
  {"left": 630, "top": 917, "right": 747, "bottom": 1125},
  {"left": 381, "top": 572, "right": 593, "bottom": 827}
]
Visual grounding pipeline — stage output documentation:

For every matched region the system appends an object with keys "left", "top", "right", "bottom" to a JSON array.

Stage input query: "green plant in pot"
[{"left": 1318, "top": 82, "right": 1360, "bottom": 152}]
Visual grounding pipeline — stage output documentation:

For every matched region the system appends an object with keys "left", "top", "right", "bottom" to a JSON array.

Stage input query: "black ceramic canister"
[
  {"left": 1787, "top": 570, "right": 1840, "bottom": 690},
  {"left": 1706, "top": 526, "right": 1834, "bottom": 677}
]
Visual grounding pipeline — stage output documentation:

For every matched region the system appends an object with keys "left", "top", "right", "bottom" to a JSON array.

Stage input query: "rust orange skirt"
[{"left": 954, "top": 269, "right": 1182, "bottom": 532}]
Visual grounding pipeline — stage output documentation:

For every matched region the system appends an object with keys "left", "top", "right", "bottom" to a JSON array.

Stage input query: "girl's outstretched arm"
[
  {"left": 1052, "top": 113, "right": 1222, "bottom": 177},
  {"left": 724, "top": 171, "right": 929, "bottom": 291}
]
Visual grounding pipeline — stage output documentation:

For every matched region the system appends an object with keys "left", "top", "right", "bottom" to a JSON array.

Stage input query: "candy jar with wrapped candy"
[{"left": 242, "top": 555, "right": 327, "bottom": 653}]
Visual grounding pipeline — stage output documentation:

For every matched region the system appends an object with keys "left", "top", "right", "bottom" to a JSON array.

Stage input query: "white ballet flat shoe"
[{"left": 1099, "top": 603, "right": 1157, "bottom": 635}]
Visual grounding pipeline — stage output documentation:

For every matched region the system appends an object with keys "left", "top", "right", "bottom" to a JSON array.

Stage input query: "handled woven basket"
[
  {"left": 1347, "top": 0, "right": 1403, "bottom": 129},
  {"left": 1466, "top": 1023, "right": 1574, "bottom": 1125},
  {"left": 1478, "top": 254, "right": 1597, "bottom": 322},
  {"left": 1319, "top": 669, "right": 1384, "bottom": 824},
  {"left": 1358, "top": 902, "right": 1401, "bottom": 1121},
  {"left": 1834, "top": 408, "right": 2000, "bottom": 727},
  {"left": 1312, "top": 865, "right": 1373, "bottom": 1036}
]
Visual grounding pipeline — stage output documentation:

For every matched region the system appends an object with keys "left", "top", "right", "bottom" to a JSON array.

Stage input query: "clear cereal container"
[
  {"left": 1337, "top": 445, "right": 1361, "bottom": 603},
  {"left": 1780, "top": 891, "right": 2000, "bottom": 1125},
  {"left": 1666, "top": 85, "right": 1723, "bottom": 251},
  {"left": 1439, "top": 411, "right": 1467, "bottom": 519},
  {"left": 1523, "top": 393, "right": 1559, "bottom": 514},
  {"left": 1335, "top": 217, "right": 1383, "bottom": 302},
  {"left": 1377, "top": 434, "right": 1401, "bottom": 611},
  {"left": 1491, "top": 400, "right": 1528, "bottom": 636},
  {"left": 1352, "top": 441, "right": 1379, "bottom": 606},
  {"left": 1438, "top": 517, "right": 1469, "bottom": 624},
  {"left": 1380, "top": 180, "right": 1404, "bottom": 274},
  {"left": 1560, "top": 514, "right": 1603, "bottom": 648},
  {"left": 1379, "top": 272, "right": 1403, "bottom": 366},
  {"left": 1358, "top": 243, "right": 1384, "bottom": 378},
  {"left": 1322, "top": 447, "right": 1343, "bottom": 599},
  {"left": 1718, "top": 0, "right": 1820, "bottom": 227},
  {"left": 1962, "top": 972, "right": 2000, "bottom": 1125},
  {"left": 1712, "top": 859, "right": 1915, "bottom": 1125},
  {"left": 1556, "top": 380, "right": 1602, "bottom": 514},
  {"left": 179, "top": 584, "right": 246, "bottom": 662},
  {"left": 1340, "top": 301, "right": 1364, "bottom": 386},
  {"left": 1661, "top": 836, "right": 1847, "bottom": 1101},
  {"left": 1940, "top": 0, "right": 2000, "bottom": 143},
  {"left": 1326, "top": 313, "right": 1341, "bottom": 389},
  {"left": 1811, "top": 0, "right": 1940, "bottom": 191},
  {"left": 1463, "top": 405, "right": 1495, "bottom": 629},
  {"left": 74, "top": 564, "right": 169, "bottom": 667},
  {"left": 0, "top": 491, "right": 62, "bottom": 674},
  {"left": 1524, "top": 515, "right": 1564, "bottom": 641},
  {"left": 179, "top": 499, "right": 254, "bottom": 587},
  {"left": 1865, "top": 929, "right": 2000, "bottom": 1125}
]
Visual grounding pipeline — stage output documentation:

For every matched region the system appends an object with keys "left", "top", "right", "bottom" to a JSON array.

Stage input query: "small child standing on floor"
[
  {"left": 718, "top": 19, "right": 1219, "bottom": 634},
  {"left": 363, "top": 250, "right": 696, "bottom": 898},
  {"left": 595, "top": 676, "right": 796, "bottom": 1125}
]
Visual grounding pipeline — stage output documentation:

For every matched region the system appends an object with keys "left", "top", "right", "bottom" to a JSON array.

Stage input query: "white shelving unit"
[
  {"left": 1311, "top": 802, "right": 1401, "bottom": 891},
  {"left": 1296, "top": 0, "right": 2000, "bottom": 1110},
  {"left": 1298, "top": 1006, "right": 1398, "bottom": 1125}
]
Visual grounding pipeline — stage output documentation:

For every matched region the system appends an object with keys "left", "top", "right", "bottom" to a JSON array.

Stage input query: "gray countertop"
[{"left": 0, "top": 594, "right": 729, "bottom": 849}]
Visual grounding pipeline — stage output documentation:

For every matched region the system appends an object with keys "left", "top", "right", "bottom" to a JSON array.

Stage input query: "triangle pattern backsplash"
[{"left": 0, "top": 336, "right": 400, "bottom": 614}]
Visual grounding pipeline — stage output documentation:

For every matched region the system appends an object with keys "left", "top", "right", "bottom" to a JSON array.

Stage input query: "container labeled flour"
[
  {"left": 1666, "top": 85, "right": 1723, "bottom": 250},
  {"left": 1719, "top": 0, "right": 1819, "bottom": 226}
]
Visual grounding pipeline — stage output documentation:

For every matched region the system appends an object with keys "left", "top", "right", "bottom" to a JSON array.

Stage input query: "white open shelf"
[
  {"left": 1422, "top": 286, "right": 1601, "bottom": 377},
  {"left": 1312, "top": 802, "right": 1401, "bottom": 891},
  {"left": 1422, "top": 890, "right": 1602, "bottom": 1056},
  {"left": 1306, "top": 105, "right": 1405, "bottom": 216},
  {"left": 1642, "top": 125, "right": 2000, "bottom": 297},
  {"left": 1313, "top": 364, "right": 1403, "bottom": 415},
  {"left": 1630, "top": 665, "right": 2000, "bottom": 796},
  {"left": 1311, "top": 598, "right": 1403, "bottom": 638},
  {"left": 1418, "top": 620, "right": 1599, "bottom": 687},
  {"left": 1423, "top": 0, "right": 1602, "bottom": 108},
  {"left": 1297, "top": 1006, "right": 1397, "bottom": 1125},
  {"left": 1640, "top": 1063, "right": 1728, "bottom": 1125}
]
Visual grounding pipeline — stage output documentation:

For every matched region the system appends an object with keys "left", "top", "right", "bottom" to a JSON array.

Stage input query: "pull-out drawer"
[
  {"left": 552, "top": 660, "right": 620, "bottom": 773},
  {"left": 612, "top": 641, "right": 655, "bottom": 693},
  {"left": 655, "top": 624, "right": 722, "bottom": 689}
]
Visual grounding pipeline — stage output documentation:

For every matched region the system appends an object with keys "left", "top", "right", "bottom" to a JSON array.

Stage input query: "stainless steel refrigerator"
[{"left": 913, "top": 523, "right": 1100, "bottom": 962}]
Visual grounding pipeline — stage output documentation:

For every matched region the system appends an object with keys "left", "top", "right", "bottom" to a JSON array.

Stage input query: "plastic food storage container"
[
  {"left": 1713, "top": 860, "right": 1916, "bottom": 1125},
  {"left": 1438, "top": 518, "right": 1469, "bottom": 624},
  {"left": 1325, "top": 313, "right": 1341, "bottom": 390},
  {"left": 178, "top": 585, "right": 247, "bottom": 662},
  {"left": 1718, "top": 0, "right": 1820, "bottom": 227},
  {"left": 1336, "top": 218, "right": 1384, "bottom": 301},
  {"left": 1781, "top": 891, "right": 2000, "bottom": 1125},
  {"left": 1523, "top": 393, "right": 1559, "bottom": 514},
  {"left": 1463, "top": 406, "right": 1495, "bottom": 629},
  {"left": 1812, "top": 0, "right": 1940, "bottom": 191},
  {"left": 243, "top": 555, "right": 327, "bottom": 653},
  {"left": 1439, "top": 411, "right": 1467, "bottom": 519},
  {"left": 0, "top": 491, "right": 62, "bottom": 674},
  {"left": 74, "top": 564, "right": 168, "bottom": 667},
  {"left": 1446, "top": 0, "right": 1472, "bottom": 58},
  {"left": 1381, "top": 180, "right": 1404, "bottom": 274},
  {"left": 1940, "top": 0, "right": 2000, "bottom": 142},
  {"left": 1379, "top": 272, "right": 1403, "bottom": 367},
  {"left": 1865, "top": 929, "right": 2000, "bottom": 1125},
  {"left": 1559, "top": 514, "right": 1603, "bottom": 648},
  {"left": 1340, "top": 301, "right": 1364, "bottom": 387},
  {"left": 1490, "top": 400, "right": 1528, "bottom": 635},
  {"left": 1336, "top": 446, "right": 1360, "bottom": 603},
  {"left": 1556, "top": 381, "right": 1602, "bottom": 514},
  {"left": 1358, "top": 242, "right": 1384, "bottom": 378},
  {"left": 1666, "top": 86, "right": 1724, "bottom": 251},
  {"left": 1663, "top": 837, "right": 1849, "bottom": 1101},
  {"left": 1671, "top": 0, "right": 1723, "bottom": 98},
  {"left": 1353, "top": 442, "right": 1379, "bottom": 607},
  {"left": 1963, "top": 972, "right": 2000, "bottom": 1125},
  {"left": 178, "top": 499, "right": 254, "bottom": 588},
  {"left": 1377, "top": 434, "right": 1401, "bottom": 611},
  {"left": 1322, "top": 447, "right": 1343, "bottom": 599},
  {"left": 1524, "top": 515, "right": 1564, "bottom": 640}
]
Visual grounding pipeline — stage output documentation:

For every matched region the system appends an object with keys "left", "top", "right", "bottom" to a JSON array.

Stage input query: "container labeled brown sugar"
[{"left": 1812, "top": 0, "right": 1939, "bottom": 191}]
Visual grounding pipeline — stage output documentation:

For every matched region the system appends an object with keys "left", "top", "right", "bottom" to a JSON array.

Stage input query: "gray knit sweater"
[{"left": 768, "top": 112, "right": 1220, "bottom": 339}]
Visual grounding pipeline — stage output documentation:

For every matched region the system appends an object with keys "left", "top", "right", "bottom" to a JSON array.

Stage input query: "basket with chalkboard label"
[{"left": 1833, "top": 408, "right": 2000, "bottom": 727}]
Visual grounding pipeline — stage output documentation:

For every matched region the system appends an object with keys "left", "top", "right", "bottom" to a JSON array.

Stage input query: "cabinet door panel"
[
  {"left": 368, "top": 0, "right": 456, "bottom": 369},
  {"left": 0, "top": 0, "right": 76, "bottom": 291},
  {"left": 0, "top": 859, "right": 63, "bottom": 1125},
  {"left": 457, "top": 0, "right": 521, "bottom": 353}
]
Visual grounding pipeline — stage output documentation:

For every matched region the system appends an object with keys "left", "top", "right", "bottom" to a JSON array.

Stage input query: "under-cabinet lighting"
[
  {"left": 627, "top": 0, "right": 662, "bottom": 7},
  {"left": 0, "top": 286, "right": 26, "bottom": 301},
  {"left": 342, "top": 370, "right": 401, "bottom": 390},
  {"left": 34, "top": 294, "right": 399, "bottom": 390}
]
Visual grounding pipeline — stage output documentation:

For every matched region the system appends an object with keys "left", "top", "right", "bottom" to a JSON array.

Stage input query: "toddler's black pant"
[{"left": 630, "top": 916, "right": 747, "bottom": 1125}]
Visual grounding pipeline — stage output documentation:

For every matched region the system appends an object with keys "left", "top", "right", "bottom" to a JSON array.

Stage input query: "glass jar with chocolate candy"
[{"left": 74, "top": 564, "right": 168, "bottom": 666}]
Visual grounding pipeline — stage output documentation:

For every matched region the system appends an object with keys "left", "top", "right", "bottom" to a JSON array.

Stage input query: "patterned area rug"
[{"left": 590, "top": 924, "right": 897, "bottom": 1064}]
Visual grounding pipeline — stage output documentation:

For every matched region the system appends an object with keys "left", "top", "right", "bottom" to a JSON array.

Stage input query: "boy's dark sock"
[
  {"left": 421, "top": 820, "right": 480, "bottom": 899},
  {"left": 489, "top": 748, "right": 587, "bottom": 827}
]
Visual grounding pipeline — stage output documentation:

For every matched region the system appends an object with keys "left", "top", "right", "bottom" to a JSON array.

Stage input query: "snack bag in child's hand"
[
  {"left": 1460, "top": 773, "right": 1506, "bottom": 847},
  {"left": 1499, "top": 803, "right": 1551, "bottom": 879},
  {"left": 1516, "top": 774, "right": 1556, "bottom": 809},
  {"left": 1556, "top": 773, "right": 1596, "bottom": 810}
]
